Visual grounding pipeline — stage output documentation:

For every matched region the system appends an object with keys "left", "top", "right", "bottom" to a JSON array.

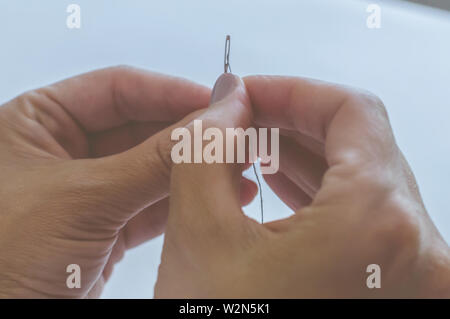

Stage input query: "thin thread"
[
  {"left": 252, "top": 162, "right": 264, "bottom": 224},
  {"left": 224, "top": 34, "right": 263, "bottom": 224}
]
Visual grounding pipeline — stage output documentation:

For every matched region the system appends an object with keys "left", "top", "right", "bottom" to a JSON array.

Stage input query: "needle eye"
[{"left": 224, "top": 35, "right": 231, "bottom": 73}]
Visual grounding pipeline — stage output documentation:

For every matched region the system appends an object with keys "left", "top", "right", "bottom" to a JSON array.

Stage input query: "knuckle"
[
  {"left": 13, "top": 90, "right": 42, "bottom": 116},
  {"left": 388, "top": 207, "right": 420, "bottom": 246},
  {"left": 14, "top": 88, "right": 63, "bottom": 124},
  {"left": 110, "top": 66, "right": 133, "bottom": 115},
  {"left": 2, "top": 90, "right": 50, "bottom": 135},
  {"left": 346, "top": 88, "right": 389, "bottom": 120},
  {"left": 347, "top": 167, "right": 397, "bottom": 208},
  {"left": 374, "top": 195, "right": 422, "bottom": 259},
  {"left": 154, "top": 130, "right": 175, "bottom": 176},
  {"left": 360, "top": 90, "right": 387, "bottom": 117},
  {"left": 108, "top": 65, "right": 148, "bottom": 121}
]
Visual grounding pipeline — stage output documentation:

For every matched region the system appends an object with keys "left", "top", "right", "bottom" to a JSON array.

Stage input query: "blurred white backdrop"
[{"left": 0, "top": 0, "right": 449, "bottom": 298}]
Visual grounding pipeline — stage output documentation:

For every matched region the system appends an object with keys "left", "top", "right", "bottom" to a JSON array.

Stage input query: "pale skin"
[
  {"left": 155, "top": 74, "right": 450, "bottom": 298},
  {"left": 0, "top": 67, "right": 448, "bottom": 298}
]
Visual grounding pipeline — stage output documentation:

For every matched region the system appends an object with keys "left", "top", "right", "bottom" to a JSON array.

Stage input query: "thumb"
[
  {"left": 61, "top": 108, "right": 204, "bottom": 227},
  {"left": 167, "top": 73, "right": 254, "bottom": 239}
]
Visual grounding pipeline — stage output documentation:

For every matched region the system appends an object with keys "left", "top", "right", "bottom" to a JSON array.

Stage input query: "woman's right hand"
[{"left": 155, "top": 74, "right": 450, "bottom": 298}]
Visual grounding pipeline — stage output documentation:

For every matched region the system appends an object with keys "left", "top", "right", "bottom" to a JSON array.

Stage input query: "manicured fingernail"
[{"left": 210, "top": 73, "right": 238, "bottom": 105}]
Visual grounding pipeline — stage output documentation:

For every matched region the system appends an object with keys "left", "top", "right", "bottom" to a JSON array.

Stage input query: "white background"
[{"left": 1, "top": 0, "right": 449, "bottom": 298}]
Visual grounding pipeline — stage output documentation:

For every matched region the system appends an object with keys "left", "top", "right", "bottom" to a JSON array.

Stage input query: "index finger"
[
  {"left": 38, "top": 66, "right": 211, "bottom": 132},
  {"left": 243, "top": 75, "right": 396, "bottom": 166}
]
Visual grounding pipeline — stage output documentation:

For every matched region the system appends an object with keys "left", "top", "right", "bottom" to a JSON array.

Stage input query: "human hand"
[
  {"left": 154, "top": 74, "right": 450, "bottom": 298},
  {"left": 0, "top": 66, "right": 217, "bottom": 298}
]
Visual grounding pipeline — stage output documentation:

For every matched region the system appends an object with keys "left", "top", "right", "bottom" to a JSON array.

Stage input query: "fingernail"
[{"left": 210, "top": 73, "right": 238, "bottom": 105}]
